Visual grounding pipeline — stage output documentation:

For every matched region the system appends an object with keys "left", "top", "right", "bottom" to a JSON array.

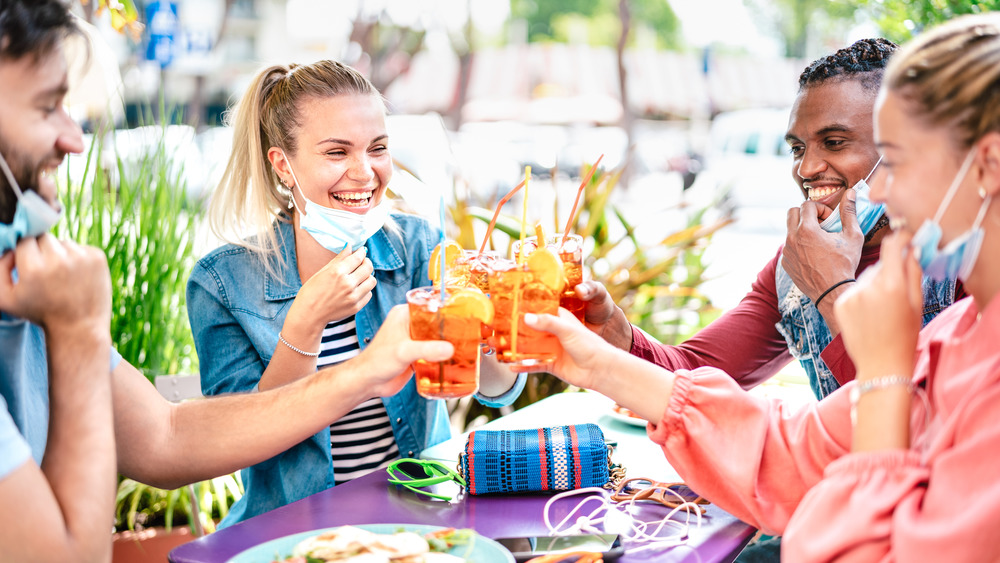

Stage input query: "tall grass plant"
[
  {"left": 56, "top": 113, "right": 242, "bottom": 533},
  {"left": 57, "top": 121, "right": 199, "bottom": 379}
]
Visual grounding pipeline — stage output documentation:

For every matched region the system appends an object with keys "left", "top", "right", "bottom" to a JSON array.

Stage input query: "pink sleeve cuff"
[{"left": 646, "top": 369, "right": 696, "bottom": 444}]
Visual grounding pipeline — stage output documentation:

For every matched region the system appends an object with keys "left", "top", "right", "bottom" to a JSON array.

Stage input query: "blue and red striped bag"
[{"left": 458, "top": 424, "right": 616, "bottom": 495}]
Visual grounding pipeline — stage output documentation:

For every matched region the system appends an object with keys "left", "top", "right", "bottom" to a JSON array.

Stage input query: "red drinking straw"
[
  {"left": 477, "top": 179, "right": 527, "bottom": 255},
  {"left": 559, "top": 154, "right": 604, "bottom": 249}
]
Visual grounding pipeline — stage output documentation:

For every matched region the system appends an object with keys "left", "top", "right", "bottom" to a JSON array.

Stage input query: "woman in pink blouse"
[{"left": 525, "top": 14, "right": 1000, "bottom": 562}]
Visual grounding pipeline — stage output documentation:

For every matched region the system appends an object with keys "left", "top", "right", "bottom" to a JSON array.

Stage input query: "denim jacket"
[
  {"left": 775, "top": 260, "right": 956, "bottom": 400},
  {"left": 187, "top": 213, "right": 524, "bottom": 527}
]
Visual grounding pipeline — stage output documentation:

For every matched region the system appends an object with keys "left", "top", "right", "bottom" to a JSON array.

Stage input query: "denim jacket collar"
[{"left": 264, "top": 217, "right": 405, "bottom": 303}]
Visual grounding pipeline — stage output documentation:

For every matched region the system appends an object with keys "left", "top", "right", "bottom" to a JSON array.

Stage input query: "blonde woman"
[
  {"left": 187, "top": 60, "right": 523, "bottom": 527},
  {"left": 524, "top": 14, "right": 1000, "bottom": 561}
]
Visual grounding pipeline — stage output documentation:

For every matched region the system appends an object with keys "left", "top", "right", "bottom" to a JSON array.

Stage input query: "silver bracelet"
[
  {"left": 849, "top": 375, "right": 913, "bottom": 425},
  {"left": 278, "top": 332, "right": 320, "bottom": 357}
]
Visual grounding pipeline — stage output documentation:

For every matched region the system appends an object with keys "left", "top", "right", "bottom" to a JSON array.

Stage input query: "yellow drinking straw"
[
  {"left": 518, "top": 166, "right": 530, "bottom": 265},
  {"left": 438, "top": 195, "right": 448, "bottom": 302},
  {"left": 511, "top": 166, "right": 530, "bottom": 358}
]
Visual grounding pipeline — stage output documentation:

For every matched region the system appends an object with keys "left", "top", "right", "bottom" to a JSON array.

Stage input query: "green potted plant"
[{"left": 58, "top": 117, "right": 242, "bottom": 561}]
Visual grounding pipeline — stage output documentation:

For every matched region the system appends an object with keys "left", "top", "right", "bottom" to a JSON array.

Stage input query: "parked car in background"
[
  {"left": 685, "top": 107, "right": 802, "bottom": 310},
  {"left": 686, "top": 107, "right": 799, "bottom": 234}
]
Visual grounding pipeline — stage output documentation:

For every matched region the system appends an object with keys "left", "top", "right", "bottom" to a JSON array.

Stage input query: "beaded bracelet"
[
  {"left": 814, "top": 278, "right": 856, "bottom": 307},
  {"left": 849, "top": 375, "right": 914, "bottom": 425},
  {"left": 278, "top": 332, "right": 320, "bottom": 357}
]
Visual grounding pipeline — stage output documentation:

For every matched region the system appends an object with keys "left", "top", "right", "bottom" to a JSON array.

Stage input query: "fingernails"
[{"left": 340, "top": 243, "right": 350, "bottom": 253}]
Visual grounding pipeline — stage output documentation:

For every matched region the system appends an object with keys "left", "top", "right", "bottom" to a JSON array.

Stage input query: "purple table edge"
[{"left": 169, "top": 392, "right": 756, "bottom": 563}]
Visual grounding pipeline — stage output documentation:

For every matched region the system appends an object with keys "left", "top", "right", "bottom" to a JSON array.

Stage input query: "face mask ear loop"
[
  {"left": 543, "top": 488, "right": 609, "bottom": 536},
  {"left": 933, "top": 150, "right": 977, "bottom": 226},
  {"left": 858, "top": 155, "right": 884, "bottom": 190},
  {"left": 0, "top": 150, "right": 26, "bottom": 200},
  {"left": 281, "top": 151, "right": 307, "bottom": 216},
  {"left": 970, "top": 193, "right": 993, "bottom": 232}
]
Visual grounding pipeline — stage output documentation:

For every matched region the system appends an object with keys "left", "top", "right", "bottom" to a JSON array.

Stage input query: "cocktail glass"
[
  {"left": 407, "top": 286, "right": 490, "bottom": 399},
  {"left": 458, "top": 250, "right": 501, "bottom": 346},
  {"left": 513, "top": 234, "right": 585, "bottom": 321},
  {"left": 462, "top": 250, "right": 501, "bottom": 294},
  {"left": 488, "top": 256, "right": 563, "bottom": 370}
]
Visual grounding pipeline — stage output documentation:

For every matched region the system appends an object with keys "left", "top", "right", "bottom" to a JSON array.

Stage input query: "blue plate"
[{"left": 226, "top": 523, "right": 515, "bottom": 562}]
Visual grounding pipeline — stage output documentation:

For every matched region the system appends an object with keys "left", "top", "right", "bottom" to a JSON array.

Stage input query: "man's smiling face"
[
  {"left": 784, "top": 78, "right": 882, "bottom": 214},
  {"left": 0, "top": 41, "right": 83, "bottom": 221}
]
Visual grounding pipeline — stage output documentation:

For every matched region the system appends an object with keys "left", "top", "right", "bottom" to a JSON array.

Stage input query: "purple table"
[{"left": 170, "top": 392, "right": 755, "bottom": 563}]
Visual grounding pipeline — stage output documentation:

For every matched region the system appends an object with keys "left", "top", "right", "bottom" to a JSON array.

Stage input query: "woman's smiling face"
[
  {"left": 280, "top": 93, "right": 392, "bottom": 215},
  {"left": 873, "top": 89, "right": 981, "bottom": 245}
]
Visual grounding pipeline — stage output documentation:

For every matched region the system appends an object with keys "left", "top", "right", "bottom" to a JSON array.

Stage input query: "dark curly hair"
[{"left": 798, "top": 37, "right": 899, "bottom": 92}]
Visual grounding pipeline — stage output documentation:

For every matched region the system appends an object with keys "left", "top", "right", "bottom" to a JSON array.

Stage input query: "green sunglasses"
[{"left": 386, "top": 458, "right": 467, "bottom": 501}]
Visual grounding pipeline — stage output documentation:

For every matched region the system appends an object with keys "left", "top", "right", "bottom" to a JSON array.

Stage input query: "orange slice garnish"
[
  {"left": 428, "top": 240, "right": 464, "bottom": 285},
  {"left": 534, "top": 222, "right": 548, "bottom": 246},
  {"left": 444, "top": 286, "right": 494, "bottom": 325},
  {"left": 526, "top": 246, "right": 566, "bottom": 293}
]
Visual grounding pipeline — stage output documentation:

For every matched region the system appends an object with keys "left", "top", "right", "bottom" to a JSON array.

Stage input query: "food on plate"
[
  {"left": 272, "top": 526, "right": 472, "bottom": 562},
  {"left": 612, "top": 404, "right": 644, "bottom": 420},
  {"left": 526, "top": 552, "right": 604, "bottom": 563}
]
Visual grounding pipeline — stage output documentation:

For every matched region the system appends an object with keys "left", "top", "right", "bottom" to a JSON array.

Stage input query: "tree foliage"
[
  {"left": 853, "top": 0, "right": 1000, "bottom": 43},
  {"left": 744, "top": 0, "right": 856, "bottom": 58},
  {"left": 746, "top": 0, "right": 1000, "bottom": 57},
  {"left": 80, "top": 0, "right": 143, "bottom": 39},
  {"left": 511, "top": 0, "right": 680, "bottom": 49}
]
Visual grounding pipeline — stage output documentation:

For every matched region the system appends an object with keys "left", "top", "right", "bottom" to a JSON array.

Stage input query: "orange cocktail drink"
[
  {"left": 460, "top": 250, "right": 501, "bottom": 343},
  {"left": 462, "top": 250, "right": 501, "bottom": 294},
  {"left": 430, "top": 243, "right": 500, "bottom": 344},
  {"left": 488, "top": 250, "right": 564, "bottom": 369},
  {"left": 407, "top": 286, "right": 492, "bottom": 399},
  {"left": 515, "top": 234, "right": 585, "bottom": 321}
]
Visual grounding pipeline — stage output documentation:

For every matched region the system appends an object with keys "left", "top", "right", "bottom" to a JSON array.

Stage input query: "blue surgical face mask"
[
  {"left": 0, "top": 150, "right": 62, "bottom": 255},
  {"left": 284, "top": 154, "right": 389, "bottom": 252},
  {"left": 819, "top": 156, "right": 886, "bottom": 235},
  {"left": 910, "top": 149, "right": 991, "bottom": 282}
]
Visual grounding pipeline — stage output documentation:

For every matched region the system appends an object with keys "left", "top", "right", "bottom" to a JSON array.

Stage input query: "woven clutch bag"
[{"left": 457, "top": 423, "right": 620, "bottom": 495}]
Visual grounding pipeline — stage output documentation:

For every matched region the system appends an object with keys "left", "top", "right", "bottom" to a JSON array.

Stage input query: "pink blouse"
[{"left": 648, "top": 295, "right": 1000, "bottom": 561}]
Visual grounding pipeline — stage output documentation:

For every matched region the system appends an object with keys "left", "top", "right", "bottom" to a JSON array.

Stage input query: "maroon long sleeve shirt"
[{"left": 629, "top": 244, "right": 965, "bottom": 389}]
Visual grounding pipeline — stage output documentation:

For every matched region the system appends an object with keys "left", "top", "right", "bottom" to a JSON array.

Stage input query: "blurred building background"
[{"left": 65, "top": 0, "right": 996, "bottom": 309}]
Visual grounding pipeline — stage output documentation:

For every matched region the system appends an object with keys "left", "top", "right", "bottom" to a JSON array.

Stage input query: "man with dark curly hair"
[
  {"left": 579, "top": 38, "right": 963, "bottom": 400},
  {"left": 575, "top": 36, "right": 964, "bottom": 563}
]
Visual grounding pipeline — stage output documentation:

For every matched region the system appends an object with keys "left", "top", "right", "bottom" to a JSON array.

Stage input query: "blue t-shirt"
[
  {"left": 0, "top": 395, "right": 31, "bottom": 480},
  {"left": 0, "top": 312, "right": 121, "bottom": 480}
]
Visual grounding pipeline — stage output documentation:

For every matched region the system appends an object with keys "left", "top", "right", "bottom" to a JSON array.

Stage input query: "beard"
[{"left": 0, "top": 136, "right": 50, "bottom": 224}]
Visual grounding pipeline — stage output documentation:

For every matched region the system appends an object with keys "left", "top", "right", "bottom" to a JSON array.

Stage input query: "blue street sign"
[{"left": 145, "top": 1, "right": 179, "bottom": 68}]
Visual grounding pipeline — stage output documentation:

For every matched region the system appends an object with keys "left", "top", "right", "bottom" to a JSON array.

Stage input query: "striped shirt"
[{"left": 317, "top": 316, "right": 399, "bottom": 484}]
